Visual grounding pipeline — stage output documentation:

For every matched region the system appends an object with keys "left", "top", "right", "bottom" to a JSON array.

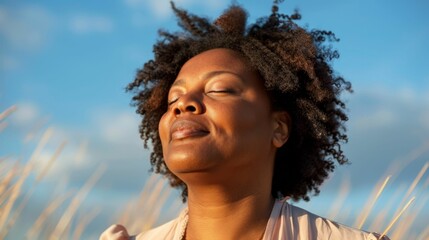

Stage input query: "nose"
[{"left": 173, "top": 92, "right": 204, "bottom": 115}]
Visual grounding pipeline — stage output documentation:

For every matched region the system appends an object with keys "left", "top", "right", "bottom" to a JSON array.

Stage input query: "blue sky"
[{"left": 1, "top": 0, "right": 429, "bottom": 239}]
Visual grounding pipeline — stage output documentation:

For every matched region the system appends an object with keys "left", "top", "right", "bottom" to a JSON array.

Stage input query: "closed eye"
[
  {"left": 207, "top": 89, "right": 235, "bottom": 94},
  {"left": 168, "top": 98, "right": 179, "bottom": 106}
]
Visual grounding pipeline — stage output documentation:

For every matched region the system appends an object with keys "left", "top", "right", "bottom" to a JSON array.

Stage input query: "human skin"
[
  {"left": 100, "top": 48, "right": 290, "bottom": 240},
  {"left": 156, "top": 48, "right": 290, "bottom": 240}
]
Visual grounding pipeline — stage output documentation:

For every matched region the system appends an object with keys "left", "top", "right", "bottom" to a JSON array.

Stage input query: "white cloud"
[
  {"left": 30, "top": 132, "right": 94, "bottom": 181},
  {"left": 124, "top": 0, "right": 187, "bottom": 19},
  {"left": 0, "top": 5, "right": 53, "bottom": 51},
  {"left": 124, "top": 0, "right": 227, "bottom": 20},
  {"left": 147, "top": 0, "right": 177, "bottom": 18},
  {"left": 349, "top": 86, "right": 429, "bottom": 131},
  {"left": 26, "top": 109, "right": 148, "bottom": 190},
  {"left": 421, "top": 112, "right": 429, "bottom": 130},
  {"left": 0, "top": 5, "right": 52, "bottom": 72},
  {"left": 96, "top": 111, "right": 140, "bottom": 145},
  {"left": 10, "top": 102, "right": 39, "bottom": 126},
  {"left": 354, "top": 108, "right": 396, "bottom": 130},
  {"left": 69, "top": 15, "right": 114, "bottom": 34},
  {"left": 123, "top": 0, "right": 145, "bottom": 7}
]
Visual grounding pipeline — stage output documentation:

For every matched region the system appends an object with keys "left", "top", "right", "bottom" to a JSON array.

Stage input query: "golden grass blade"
[
  {"left": 424, "top": 174, "right": 429, "bottom": 187},
  {"left": 114, "top": 175, "right": 174, "bottom": 234},
  {"left": 390, "top": 162, "right": 428, "bottom": 220},
  {"left": 0, "top": 156, "right": 11, "bottom": 176},
  {"left": 403, "top": 162, "right": 428, "bottom": 201},
  {"left": 0, "top": 105, "right": 17, "bottom": 121},
  {"left": 355, "top": 175, "right": 391, "bottom": 229},
  {"left": 139, "top": 185, "right": 171, "bottom": 231},
  {"left": 0, "top": 160, "right": 7, "bottom": 174},
  {"left": 72, "top": 207, "right": 100, "bottom": 240},
  {"left": 74, "top": 139, "right": 88, "bottom": 164},
  {"left": 417, "top": 225, "right": 429, "bottom": 240},
  {"left": 385, "top": 141, "right": 429, "bottom": 179},
  {"left": 1, "top": 162, "right": 36, "bottom": 239},
  {"left": 0, "top": 186, "right": 36, "bottom": 239},
  {"left": 130, "top": 186, "right": 169, "bottom": 232},
  {"left": 391, "top": 213, "right": 415, "bottom": 239},
  {"left": 378, "top": 196, "right": 415, "bottom": 240},
  {"left": 0, "top": 158, "right": 32, "bottom": 232},
  {"left": 390, "top": 194, "right": 429, "bottom": 239},
  {"left": 24, "top": 117, "right": 50, "bottom": 143},
  {"left": 0, "top": 128, "right": 52, "bottom": 231},
  {"left": 116, "top": 174, "right": 158, "bottom": 225},
  {"left": 368, "top": 183, "right": 405, "bottom": 232},
  {"left": 27, "top": 191, "right": 73, "bottom": 239},
  {"left": 0, "top": 159, "right": 11, "bottom": 174},
  {"left": 36, "top": 140, "right": 67, "bottom": 182},
  {"left": 0, "top": 163, "right": 19, "bottom": 198},
  {"left": 49, "top": 164, "right": 106, "bottom": 240},
  {"left": 123, "top": 178, "right": 163, "bottom": 232},
  {"left": 4, "top": 136, "right": 69, "bottom": 238},
  {"left": 28, "top": 127, "right": 54, "bottom": 164},
  {"left": 327, "top": 174, "right": 350, "bottom": 220},
  {"left": 136, "top": 178, "right": 168, "bottom": 232},
  {"left": 116, "top": 199, "right": 135, "bottom": 228},
  {"left": 0, "top": 185, "right": 14, "bottom": 207}
]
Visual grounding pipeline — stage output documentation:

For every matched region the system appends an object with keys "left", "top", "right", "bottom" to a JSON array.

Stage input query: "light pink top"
[{"left": 136, "top": 199, "right": 389, "bottom": 240}]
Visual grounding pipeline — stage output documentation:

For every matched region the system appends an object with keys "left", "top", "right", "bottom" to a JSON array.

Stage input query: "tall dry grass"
[
  {"left": 1, "top": 105, "right": 429, "bottom": 239},
  {"left": 0, "top": 105, "right": 181, "bottom": 239}
]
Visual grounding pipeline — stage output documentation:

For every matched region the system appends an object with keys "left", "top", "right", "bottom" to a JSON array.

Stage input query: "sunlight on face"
[{"left": 158, "top": 48, "right": 277, "bottom": 184}]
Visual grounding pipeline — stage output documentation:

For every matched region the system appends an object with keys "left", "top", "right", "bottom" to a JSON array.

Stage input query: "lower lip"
[{"left": 171, "top": 129, "right": 208, "bottom": 140}]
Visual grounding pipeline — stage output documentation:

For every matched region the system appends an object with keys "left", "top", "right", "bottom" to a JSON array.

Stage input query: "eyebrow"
[{"left": 171, "top": 70, "right": 243, "bottom": 88}]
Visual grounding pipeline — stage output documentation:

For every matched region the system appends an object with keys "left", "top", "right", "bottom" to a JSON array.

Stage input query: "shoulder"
[
  {"left": 135, "top": 219, "right": 177, "bottom": 240},
  {"left": 135, "top": 210, "right": 187, "bottom": 240},
  {"left": 273, "top": 200, "right": 390, "bottom": 240}
]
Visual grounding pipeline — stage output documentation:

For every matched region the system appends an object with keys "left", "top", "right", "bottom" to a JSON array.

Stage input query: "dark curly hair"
[{"left": 127, "top": 0, "right": 352, "bottom": 202}]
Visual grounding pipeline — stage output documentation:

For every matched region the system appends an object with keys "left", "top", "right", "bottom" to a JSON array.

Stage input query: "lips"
[{"left": 170, "top": 119, "right": 209, "bottom": 141}]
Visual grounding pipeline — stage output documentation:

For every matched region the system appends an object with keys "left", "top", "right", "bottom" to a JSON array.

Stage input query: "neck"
[
  {"left": 179, "top": 150, "right": 277, "bottom": 240},
  {"left": 184, "top": 182, "right": 274, "bottom": 240}
]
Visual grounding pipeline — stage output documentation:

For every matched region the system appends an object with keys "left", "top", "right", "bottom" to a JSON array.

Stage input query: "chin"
[{"left": 165, "top": 152, "right": 218, "bottom": 175}]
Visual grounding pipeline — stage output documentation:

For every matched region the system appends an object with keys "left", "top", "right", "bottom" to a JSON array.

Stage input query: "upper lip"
[{"left": 170, "top": 119, "right": 209, "bottom": 141}]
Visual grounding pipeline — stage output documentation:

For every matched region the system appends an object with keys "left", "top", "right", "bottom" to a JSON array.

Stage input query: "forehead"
[{"left": 176, "top": 48, "right": 253, "bottom": 81}]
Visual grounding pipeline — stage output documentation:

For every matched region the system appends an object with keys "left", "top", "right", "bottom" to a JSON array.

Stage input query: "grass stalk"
[
  {"left": 378, "top": 197, "right": 415, "bottom": 239},
  {"left": 0, "top": 105, "right": 17, "bottom": 121},
  {"left": 355, "top": 175, "right": 391, "bottom": 229},
  {"left": 27, "top": 191, "right": 73, "bottom": 239},
  {"left": 49, "top": 164, "right": 106, "bottom": 240},
  {"left": 72, "top": 207, "right": 100, "bottom": 240}
]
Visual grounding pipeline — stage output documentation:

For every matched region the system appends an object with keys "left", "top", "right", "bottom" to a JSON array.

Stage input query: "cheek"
[
  {"left": 217, "top": 101, "right": 272, "bottom": 136},
  {"left": 158, "top": 113, "right": 170, "bottom": 145}
]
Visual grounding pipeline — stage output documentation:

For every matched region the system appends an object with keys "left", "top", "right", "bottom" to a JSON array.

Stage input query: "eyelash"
[
  {"left": 207, "top": 89, "right": 234, "bottom": 94},
  {"left": 168, "top": 98, "right": 178, "bottom": 106},
  {"left": 167, "top": 89, "right": 235, "bottom": 105}
]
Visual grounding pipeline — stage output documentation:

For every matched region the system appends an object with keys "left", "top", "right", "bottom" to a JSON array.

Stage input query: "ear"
[{"left": 272, "top": 111, "right": 291, "bottom": 148}]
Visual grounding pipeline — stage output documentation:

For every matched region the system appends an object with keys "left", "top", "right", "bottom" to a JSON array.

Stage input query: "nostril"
[
  {"left": 186, "top": 105, "right": 196, "bottom": 112},
  {"left": 174, "top": 108, "right": 181, "bottom": 115}
]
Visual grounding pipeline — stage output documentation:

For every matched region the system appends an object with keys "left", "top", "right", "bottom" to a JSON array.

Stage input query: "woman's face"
[{"left": 159, "top": 48, "right": 281, "bottom": 183}]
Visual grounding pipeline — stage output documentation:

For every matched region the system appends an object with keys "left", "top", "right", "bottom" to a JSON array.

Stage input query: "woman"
[{"left": 101, "top": 1, "right": 389, "bottom": 239}]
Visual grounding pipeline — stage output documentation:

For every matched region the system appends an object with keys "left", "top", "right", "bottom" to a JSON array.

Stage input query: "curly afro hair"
[{"left": 126, "top": 0, "right": 352, "bottom": 202}]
